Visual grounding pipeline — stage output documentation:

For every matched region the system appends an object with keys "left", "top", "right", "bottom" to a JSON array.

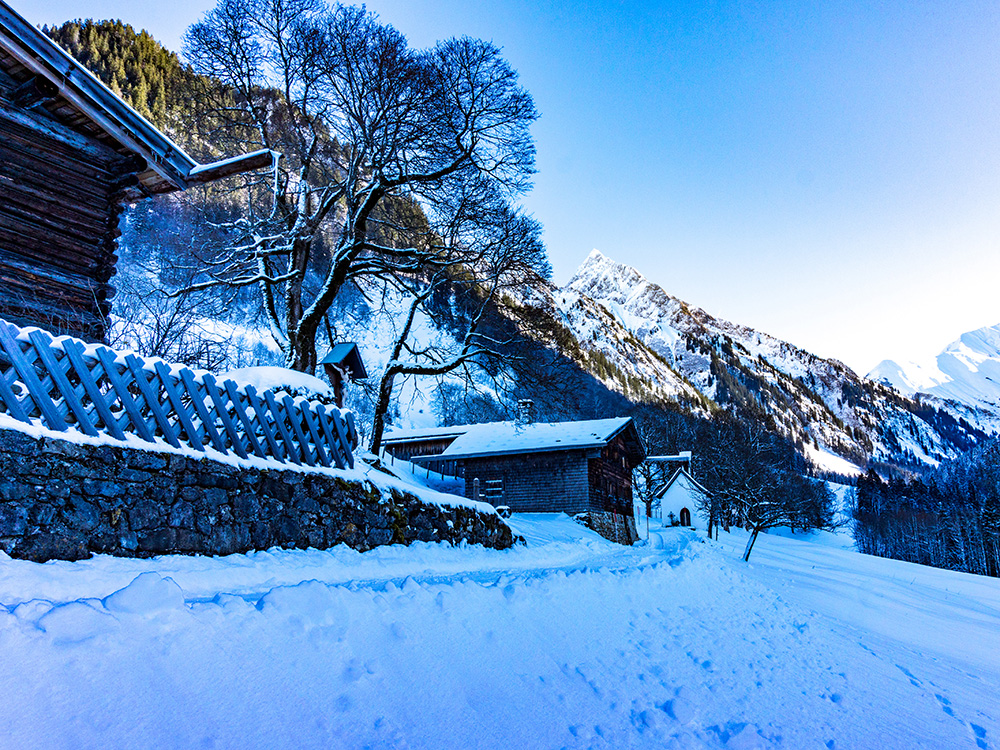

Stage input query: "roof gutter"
[{"left": 0, "top": 1, "right": 276, "bottom": 190}]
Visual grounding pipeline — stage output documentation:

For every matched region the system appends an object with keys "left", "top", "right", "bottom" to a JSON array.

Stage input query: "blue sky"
[{"left": 22, "top": 0, "right": 1000, "bottom": 373}]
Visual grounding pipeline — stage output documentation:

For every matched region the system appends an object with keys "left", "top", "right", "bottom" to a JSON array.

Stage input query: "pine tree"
[{"left": 44, "top": 20, "right": 204, "bottom": 141}]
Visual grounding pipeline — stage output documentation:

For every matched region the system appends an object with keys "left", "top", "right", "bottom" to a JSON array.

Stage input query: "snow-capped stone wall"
[{"left": 0, "top": 428, "right": 514, "bottom": 562}]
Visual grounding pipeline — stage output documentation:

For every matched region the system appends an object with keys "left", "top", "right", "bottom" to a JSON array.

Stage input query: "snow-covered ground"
[
  {"left": 804, "top": 444, "right": 863, "bottom": 478},
  {"left": 0, "top": 515, "right": 997, "bottom": 749}
]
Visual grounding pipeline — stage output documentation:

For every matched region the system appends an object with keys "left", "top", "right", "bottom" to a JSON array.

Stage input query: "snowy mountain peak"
[
  {"left": 549, "top": 249, "right": 1000, "bottom": 469},
  {"left": 567, "top": 250, "right": 811, "bottom": 376},
  {"left": 867, "top": 323, "right": 1000, "bottom": 409},
  {"left": 571, "top": 249, "right": 655, "bottom": 303}
]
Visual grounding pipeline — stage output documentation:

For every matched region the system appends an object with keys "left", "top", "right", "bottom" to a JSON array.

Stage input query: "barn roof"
[
  {"left": 397, "top": 417, "right": 646, "bottom": 462},
  {"left": 0, "top": 1, "right": 275, "bottom": 195},
  {"left": 382, "top": 424, "right": 472, "bottom": 446}
]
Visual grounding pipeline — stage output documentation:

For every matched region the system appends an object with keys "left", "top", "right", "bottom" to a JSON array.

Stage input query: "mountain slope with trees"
[
  {"left": 552, "top": 250, "right": 1000, "bottom": 471},
  {"left": 45, "top": 20, "right": 203, "bottom": 138},
  {"left": 853, "top": 438, "right": 1000, "bottom": 577}
]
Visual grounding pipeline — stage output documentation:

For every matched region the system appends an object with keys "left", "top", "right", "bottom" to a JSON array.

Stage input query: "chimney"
[{"left": 516, "top": 399, "right": 536, "bottom": 425}]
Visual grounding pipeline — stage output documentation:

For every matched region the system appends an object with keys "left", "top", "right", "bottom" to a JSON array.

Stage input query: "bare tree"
[
  {"left": 182, "top": 0, "right": 539, "bottom": 374},
  {"left": 367, "top": 193, "right": 546, "bottom": 452},
  {"left": 631, "top": 415, "right": 674, "bottom": 518},
  {"left": 695, "top": 416, "right": 835, "bottom": 561}
]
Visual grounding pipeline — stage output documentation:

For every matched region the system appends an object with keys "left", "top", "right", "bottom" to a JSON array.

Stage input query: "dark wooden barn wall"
[
  {"left": 462, "top": 450, "right": 591, "bottom": 514},
  {"left": 0, "top": 91, "right": 134, "bottom": 341},
  {"left": 587, "top": 433, "right": 638, "bottom": 515}
]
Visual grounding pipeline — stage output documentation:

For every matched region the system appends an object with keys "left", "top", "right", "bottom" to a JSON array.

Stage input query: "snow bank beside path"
[
  {"left": 0, "top": 514, "right": 636, "bottom": 606},
  {"left": 0, "top": 518, "right": 996, "bottom": 749},
  {"left": 715, "top": 527, "right": 1000, "bottom": 673}
]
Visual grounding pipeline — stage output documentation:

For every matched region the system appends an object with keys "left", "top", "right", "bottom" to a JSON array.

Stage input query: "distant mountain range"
[
  {"left": 868, "top": 326, "right": 1000, "bottom": 411},
  {"left": 502, "top": 250, "right": 1000, "bottom": 474}
]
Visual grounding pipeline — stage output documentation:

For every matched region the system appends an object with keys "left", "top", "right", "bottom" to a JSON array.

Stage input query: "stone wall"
[
  {"left": 0, "top": 427, "right": 514, "bottom": 562},
  {"left": 578, "top": 510, "right": 638, "bottom": 546}
]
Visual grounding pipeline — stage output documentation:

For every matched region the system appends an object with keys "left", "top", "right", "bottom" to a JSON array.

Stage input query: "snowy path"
[{"left": 0, "top": 515, "right": 997, "bottom": 749}]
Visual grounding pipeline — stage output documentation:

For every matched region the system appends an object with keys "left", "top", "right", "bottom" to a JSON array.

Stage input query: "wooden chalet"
[
  {"left": 384, "top": 416, "right": 647, "bottom": 519},
  {"left": 0, "top": 1, "right": 274, "bottom": 341}
]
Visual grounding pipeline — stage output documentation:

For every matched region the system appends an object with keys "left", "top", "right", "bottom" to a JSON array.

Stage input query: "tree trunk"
[
  {"left": 289, "top": 319, "right": 319, "bottom": 374},
  {"left": 368, "top": 369, "right": 397, "bottom": 454},
  {"left": 743, "top": 525, "right": 761, "bottom": 562}
]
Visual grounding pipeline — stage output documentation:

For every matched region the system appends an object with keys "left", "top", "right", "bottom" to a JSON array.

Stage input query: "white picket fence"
[{"left": 0, "top": 318, "right": 356, "bottom": 469}]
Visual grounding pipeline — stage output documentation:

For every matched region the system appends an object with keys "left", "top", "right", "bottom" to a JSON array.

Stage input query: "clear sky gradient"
[{"left": 21, "top": 0, "right": 1000, "bottom": 374}]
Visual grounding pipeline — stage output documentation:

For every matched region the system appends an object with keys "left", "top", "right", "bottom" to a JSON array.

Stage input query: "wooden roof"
[
  {"left": 402, "top": 417, "right": 648, "bottom": 463},
  {"left": 321, "top": 343, "right": 369, "bottom": 380},
  {"left": 0, "top": 0, "right": 275, "bottom": 196}
]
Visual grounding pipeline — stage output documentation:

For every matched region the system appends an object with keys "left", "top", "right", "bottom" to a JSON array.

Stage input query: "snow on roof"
[
  {"left": 426, "top": 417, "right": 635, "bottom": 460},
  {"left": 383, "top": 424, "right": 475, "bottom": 444},
  {"left": 656, "top": 467, "right": 709, "bottom": 499}
]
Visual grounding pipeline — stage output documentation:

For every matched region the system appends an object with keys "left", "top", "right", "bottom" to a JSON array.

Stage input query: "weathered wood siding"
[
  {"left": 0, "top": 79, "right": 136, "bottom": 341},
  {"left": 462, "top": 450, "right": 591, "bottom": 514},
  {"left": 587, "top": 433, "right": 638, "bottom": 515}
]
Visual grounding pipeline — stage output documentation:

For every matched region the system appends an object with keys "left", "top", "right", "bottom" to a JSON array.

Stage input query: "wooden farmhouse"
[
  {"left": 0, "top": 1, "right": 273, "bottom": 341},
  {"left": 384, "top": 416, "right": 647, "bottom": 527}
]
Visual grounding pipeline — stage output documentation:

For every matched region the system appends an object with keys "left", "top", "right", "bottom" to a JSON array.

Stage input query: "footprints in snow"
[
  {"left": 687, "top": 650, "right": 714, "bottom": 672},
  {"left": 894, "top": 663, "right": 992, "bottom": 749},
  {"left": 971, "top": 723, "right": 990, "bottom": 750},
  {"left": 895, "top": 663, "right": 921, "bottom": 688}
]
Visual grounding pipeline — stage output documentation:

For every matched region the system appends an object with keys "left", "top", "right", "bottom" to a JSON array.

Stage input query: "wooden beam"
[
  {"left": 186, "top": 149, "right": 276, "bottom": 186},
  {"left": 0, "top": 246, "right": 108, "bottom": 297},
  {"left": 10, "top": 75, "right": 57, "bottom": 109},
  {"left": 0, "top": 100, "right": 132, "bottom": 172}
]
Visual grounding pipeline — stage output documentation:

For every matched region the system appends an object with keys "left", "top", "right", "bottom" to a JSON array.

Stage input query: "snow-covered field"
[{"left": 0, "top": 515, "right": 997, "bottom": 749}]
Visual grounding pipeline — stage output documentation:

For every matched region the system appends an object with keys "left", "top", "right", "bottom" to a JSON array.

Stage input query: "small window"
[{"left": 483, "top": 478, "right": 504, "bottom": 502}]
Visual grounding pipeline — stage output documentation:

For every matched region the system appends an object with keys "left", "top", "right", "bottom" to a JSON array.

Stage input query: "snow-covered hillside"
[
  {"left": 505, "top": 280, "right": 710, "bottom": 412},
  {"left": 0, "top": 514, "right": 996, "bottom": 748},
  {"left": 870, "top": 324, "right": 1000, "bottom": 410},
  {"left": 518, "top": 249, "right": 1000, "bottom": 471}
]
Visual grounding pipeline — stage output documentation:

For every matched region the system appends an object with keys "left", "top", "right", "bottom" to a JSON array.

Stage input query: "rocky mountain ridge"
[{"left": 504, "top": 250, "right": 1000, "bottom": 474}]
